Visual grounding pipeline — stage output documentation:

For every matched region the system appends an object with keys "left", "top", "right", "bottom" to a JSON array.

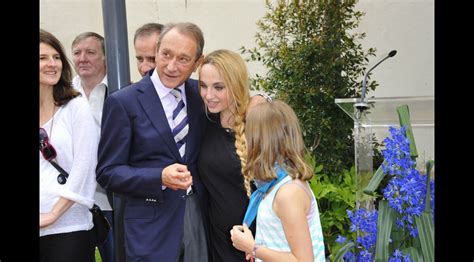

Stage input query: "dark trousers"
[
  {"left": 40, "top": 229, "right": 95, "bottom": 262},
  {"left": 176, "top": 193, "right": 208, "bottom": 262},
  {"left": 97, "top": 210, "right": 115, "bottom": 262}
]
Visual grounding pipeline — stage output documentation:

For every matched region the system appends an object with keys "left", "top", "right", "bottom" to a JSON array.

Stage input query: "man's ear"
[{"left": 193, "top": 55, "right": 204, "bottom": 72}]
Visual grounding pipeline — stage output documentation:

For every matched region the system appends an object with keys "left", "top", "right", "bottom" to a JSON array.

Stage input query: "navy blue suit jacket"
[{"left": 96, "top": 71, "right": 206, "bottom": 261}]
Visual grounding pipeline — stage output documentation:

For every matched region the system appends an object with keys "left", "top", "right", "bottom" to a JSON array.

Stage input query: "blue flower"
[
  {"left": 389, "top": 249, "right": 412, "bottom": 262},
  {"left": 335, "top": 235, "right": 347, "bottom": 244},
  {"left": 340, "top": 208, "right": 378, "bottom": 261},
  {"left": 381, "top": 127, "right": 433, "bottom": 237}
]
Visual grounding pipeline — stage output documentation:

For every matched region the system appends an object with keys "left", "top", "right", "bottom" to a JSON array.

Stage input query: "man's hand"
[{"left": 162, "top": 163, "right": 193, "bottom": 190}]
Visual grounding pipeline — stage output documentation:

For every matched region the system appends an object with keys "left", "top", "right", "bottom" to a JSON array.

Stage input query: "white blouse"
[{"left": 40, "top": 96, "right": 98, "bottom": 237}]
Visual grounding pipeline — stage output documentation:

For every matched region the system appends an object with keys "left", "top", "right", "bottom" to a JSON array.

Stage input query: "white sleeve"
[{"left": 58, "top": 98, "right": 98, "bottom": 208}]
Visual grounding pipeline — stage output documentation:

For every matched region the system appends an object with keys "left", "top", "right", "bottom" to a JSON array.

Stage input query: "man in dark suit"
[{"left": 96, "top": 22, "right": 208, "bottom": 261}]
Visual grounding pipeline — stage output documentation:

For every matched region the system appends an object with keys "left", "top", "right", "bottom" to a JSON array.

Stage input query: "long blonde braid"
[{"left": 233, "top": 114, "right": 251, "bottom": 197}]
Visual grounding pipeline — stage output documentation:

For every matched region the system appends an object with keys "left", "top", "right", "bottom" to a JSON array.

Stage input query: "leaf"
[
  {"left": 314, "top": 164, "right": 324, "bottom": 173},
  {"left": 375, "top": 200, "right": 395, "bottom": 262},
  {"left": 363, "top": 160, "right": 386, "bottom": 195},
  {"left": 424, "top": 160, "right": 434, "bottom": 213},
  {"left": 415, "top": 212, "right": 434, "bottom": 262},
  {"left": 397, "top": 105, "right": 418, "bottom": 158},
  {"left": 316, "top": 185, "right": 337, "bottom": 199},
  {"left": 333, "top": 241, "right": 356, "bottom": 262},
  {"left": 389, "top": 225, "right": 404, "bottom": 250}
]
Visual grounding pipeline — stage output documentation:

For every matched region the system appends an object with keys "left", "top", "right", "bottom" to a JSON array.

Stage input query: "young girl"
[{"left": 230, "top": 100, "right": 325, "bottom": 262}]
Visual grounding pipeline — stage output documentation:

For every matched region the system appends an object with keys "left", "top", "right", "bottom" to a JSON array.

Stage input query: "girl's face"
[
  {"left": 40, "top": 43, "right": 62, "bottom": 87},
  {"left": 199, "top": 63, "right": 231, "bottom": 114}
]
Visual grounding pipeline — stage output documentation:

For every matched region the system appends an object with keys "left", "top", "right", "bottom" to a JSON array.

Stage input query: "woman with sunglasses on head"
[{"left": 40, "top": 29, "right": 98, "bottom": 262}]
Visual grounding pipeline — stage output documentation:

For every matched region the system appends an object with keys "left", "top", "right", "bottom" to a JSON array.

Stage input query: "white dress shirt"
[
  {"left": 72, "top": 75, "right": 112, "bottom": 211},
  {"left": 150, "top": 69, "right": 186, "bottom": 131},
  {"left": 72, "top": 75, "right": 107, "bottom": 128},
  {"left": 150, "top": 69, "right": 187, "bottom": 191}
]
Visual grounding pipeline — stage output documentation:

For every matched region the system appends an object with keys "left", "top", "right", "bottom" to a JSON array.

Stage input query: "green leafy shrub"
[{"left": 306, "top": 153, "right": 356, "bottom": 257}]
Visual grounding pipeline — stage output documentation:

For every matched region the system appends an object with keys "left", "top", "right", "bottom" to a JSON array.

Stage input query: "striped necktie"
[{"left": 170, "top": 88, "right": 189, "bottom": 159}]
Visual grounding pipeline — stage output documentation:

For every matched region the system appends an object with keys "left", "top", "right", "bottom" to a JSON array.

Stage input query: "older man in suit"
[{"left": 96, "top": 22, "right": 208, "bottom": 261}]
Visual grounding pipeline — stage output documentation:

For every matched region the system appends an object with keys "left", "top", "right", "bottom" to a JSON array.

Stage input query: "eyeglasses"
[{"left": 39, "top": 128, "right": 57, "bottom": 161}]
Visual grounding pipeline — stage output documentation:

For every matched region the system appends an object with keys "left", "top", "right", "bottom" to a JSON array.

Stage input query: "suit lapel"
[
  {"left": 184, "top": 79, "right": 203, "bottom": 163},
  {"left": 137, "top": 79, "right": 182, "bottom": 161}
]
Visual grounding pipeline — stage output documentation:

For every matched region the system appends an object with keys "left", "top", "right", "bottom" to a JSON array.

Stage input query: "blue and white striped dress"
[{"left": 254, "top": 176, "right": 325, "bottom": 262}]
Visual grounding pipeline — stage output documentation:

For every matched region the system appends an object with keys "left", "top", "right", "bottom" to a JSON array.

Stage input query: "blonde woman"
[
  {"left": 197, "top": 49, "right": 259, "bottom": 261},
  {"left": 231, "top": 100, "right": 325, "bottom": 262}
]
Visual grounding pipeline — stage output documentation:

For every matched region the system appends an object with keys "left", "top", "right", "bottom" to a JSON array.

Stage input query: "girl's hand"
[{"left": 230, "top": 224, "right": 255, "bottom": 256}]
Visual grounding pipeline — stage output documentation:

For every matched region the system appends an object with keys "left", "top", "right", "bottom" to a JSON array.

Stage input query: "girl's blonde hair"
[
  {"left": 244, "top": 100, "right": 314, "bottom": 183},
  {"left": 199, "top": 49, "right": 252, "bottom": 197}
]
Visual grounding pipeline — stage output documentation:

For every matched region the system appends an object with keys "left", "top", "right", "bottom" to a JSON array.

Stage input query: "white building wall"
[
  {"left": 40, "top": 0, "right": 433, "bottom": 96},
  {"left": 356, "top": 0, "right": 434, "bottom": 98}
]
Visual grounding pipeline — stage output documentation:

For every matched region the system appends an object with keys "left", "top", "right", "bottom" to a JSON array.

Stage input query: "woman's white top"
[
  {"left": 40, "top": 96, "right": 98, "bottom": 237},
  {"left": 255, "top": 176, "right": 326, "bottom": 262}
]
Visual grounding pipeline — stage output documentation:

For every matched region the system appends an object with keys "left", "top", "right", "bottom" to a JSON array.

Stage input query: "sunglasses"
[
  {"left": 40, "top": 128, "right": 67, "bottom": 184},
  {"left": 39, "top": 128, "right": 57, "bottom": 161}
]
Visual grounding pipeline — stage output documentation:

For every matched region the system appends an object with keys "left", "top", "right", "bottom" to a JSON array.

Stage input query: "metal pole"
[
  {"left": 102, "top": 0, "right": 130, "bottom": 93},
  {"left": 101, "top": 1, "right": 130, "bottom": 261}
]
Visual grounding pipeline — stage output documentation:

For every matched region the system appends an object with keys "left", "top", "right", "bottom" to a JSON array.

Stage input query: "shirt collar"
[
  {"left": 150, "top": 69, "right": 185, "bottom": 101},
  {"left": 72, "top": 74, "right": 108, "bottom": 93}
]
